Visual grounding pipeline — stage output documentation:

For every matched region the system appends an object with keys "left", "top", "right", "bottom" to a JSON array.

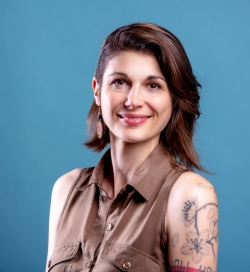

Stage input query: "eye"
[
  {"left": 111, "top": 79, "right": 127, "bottom": 86},
  {"left": 148, "top": 83, "right": 161, "bottom": 90}
]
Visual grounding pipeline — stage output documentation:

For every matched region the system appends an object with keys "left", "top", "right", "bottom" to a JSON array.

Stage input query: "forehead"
[{"left": 103, "top": 50, "right": 164, "bottom": 78}]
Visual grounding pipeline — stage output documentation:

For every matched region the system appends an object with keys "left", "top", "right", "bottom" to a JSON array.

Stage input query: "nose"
[{"left": 124, "top": 86, "right": 144, "bottom": 109}]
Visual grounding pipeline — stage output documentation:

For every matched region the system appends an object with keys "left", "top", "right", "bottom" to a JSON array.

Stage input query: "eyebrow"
[
  {"left": 147, "top": 75, "right": 166, "bottom": 83},
  {"left": 108, "top": 72, "right": 166, "bottom": 83},
  {"left": 108, "top": 72, "right": 128, "bottom": 78}
]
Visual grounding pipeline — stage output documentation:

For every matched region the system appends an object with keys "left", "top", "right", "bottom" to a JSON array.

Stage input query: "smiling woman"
[{"left": 46, "top": 23, "right": 218, "bottom": 272}]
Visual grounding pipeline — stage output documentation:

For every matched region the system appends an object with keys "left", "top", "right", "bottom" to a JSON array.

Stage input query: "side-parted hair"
[{"left": 85, "top": 22, "right": 205, "bottom": 172}]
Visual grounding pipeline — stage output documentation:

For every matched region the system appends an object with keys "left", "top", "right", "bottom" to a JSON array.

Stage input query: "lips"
[{"left": 118, "top": 114, "right": 150, "bottom": 125}]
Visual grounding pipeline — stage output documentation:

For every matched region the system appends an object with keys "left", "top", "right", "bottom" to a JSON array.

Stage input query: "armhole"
[
  {"left": 160, "top": 168, "right": 187, "bottom": 248},
  {"left": 56, "top": 168, "right": 88, "bottom": 231}
]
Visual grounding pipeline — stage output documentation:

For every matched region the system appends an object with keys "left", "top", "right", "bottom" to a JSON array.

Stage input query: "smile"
[{"left": 118, "top": 114, "right": 150, "bottom": 125}]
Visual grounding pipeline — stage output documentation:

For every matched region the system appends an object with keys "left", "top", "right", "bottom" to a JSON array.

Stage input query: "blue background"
[{"left": 0, "top": 1, "right": 249, "bottom": 271}]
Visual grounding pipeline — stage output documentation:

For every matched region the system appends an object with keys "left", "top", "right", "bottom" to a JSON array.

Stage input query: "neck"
[{"left": 104, "top": 134, "right": 159, "bottom": 199}]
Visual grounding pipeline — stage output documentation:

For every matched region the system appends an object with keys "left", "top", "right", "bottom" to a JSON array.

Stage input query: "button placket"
[
  {"left": 107, "top": 222, "right": 114, "bottom": 231},
  {"left": 86, "top": 260, "right": 93, "bottom": 269},
  {"left": 104, "top": 189, "right": 131, "bottom": 236},
  {"left": 83, "top": 189, "right": 113, "bottom": 270}
]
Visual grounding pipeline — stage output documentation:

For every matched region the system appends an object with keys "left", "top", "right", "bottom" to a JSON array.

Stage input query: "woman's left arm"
[{"left": 166, "top": 171, "right": 218, "bottom": 272}]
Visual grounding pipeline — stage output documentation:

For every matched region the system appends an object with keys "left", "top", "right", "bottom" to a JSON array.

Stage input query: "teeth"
[{"left": 123, "top": 117, "right": 143, "bottom": 120}]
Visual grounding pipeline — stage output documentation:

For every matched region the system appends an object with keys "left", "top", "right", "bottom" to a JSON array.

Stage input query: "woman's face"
[{"left": 93, "top": 50, "right": 172, "bottom": 146}]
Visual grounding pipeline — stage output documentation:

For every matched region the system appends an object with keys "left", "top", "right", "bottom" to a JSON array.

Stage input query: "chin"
[
  {"left": 110, "top": 130, "right": 160, "bottom": 146},
  {"left": 119, "top": 135, "right": 159, "bottom": 146},
  {"left": 121, "top": 137, "right": 144, "bottom": 144}
]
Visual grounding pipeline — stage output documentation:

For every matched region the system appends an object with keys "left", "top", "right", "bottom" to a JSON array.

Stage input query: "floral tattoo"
[
  {"left": 171, "top": 233, "right": 179, "bottom": 247},
  {"left": 180, "top": 196, "right": 218, "bottom": 264}
]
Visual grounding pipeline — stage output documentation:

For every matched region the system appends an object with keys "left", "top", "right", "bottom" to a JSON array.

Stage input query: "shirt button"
[
  {"left": 107, "top": 223, "right": 114, "bottom": 231},
  {"left": 86, "top": 260, "right": 93, "bottom": 268},
  {"left": 122, "top": 261, "right": 132, "bottom": 270}
]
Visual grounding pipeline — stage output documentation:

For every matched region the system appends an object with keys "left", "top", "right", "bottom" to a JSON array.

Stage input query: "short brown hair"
[{"left": 85, "top": 23, "right": 205, "bottom": 172}]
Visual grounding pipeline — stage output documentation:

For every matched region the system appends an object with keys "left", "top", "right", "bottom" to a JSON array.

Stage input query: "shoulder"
[
  {"left": 168, "top": 171, "right": 217, "bottom": 207},
  {"left": 52, "top": 168, "right": 83, "bottom": 203},
  {"left": 50, "top": 167, "right": 84, "bottom": 226},
  {"left": 170, "top": 171, "right": 217, "bottom": 201},
  {"left": 166, "top": 171, "right": 218, "bottom": 226},
  {"left": 46, "top": 168, "right": 83, "bottom": 264}
]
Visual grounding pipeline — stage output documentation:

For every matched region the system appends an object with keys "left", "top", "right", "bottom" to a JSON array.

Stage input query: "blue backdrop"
[{"left": 0, "top": 1, "right": 249, "bottom": 271}]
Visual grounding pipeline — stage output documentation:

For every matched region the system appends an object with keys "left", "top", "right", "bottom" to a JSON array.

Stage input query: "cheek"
[
  {"left": 102, "top": 90, "right": 124, "bottom": 109},
  {"left": 164, "top": 95, "right": 173, "bottom": 116},
  {"left": 101, "top": 93, "right": 119, "bottom": 123},
  {"left": 157, "top": 97, "right": 173, "bottom": 126},
  {"left": 152, "top": 95, "right": 172, "bottom": 114}
]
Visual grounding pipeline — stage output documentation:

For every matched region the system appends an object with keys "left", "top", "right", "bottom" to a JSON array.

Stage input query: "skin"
[
  {"left": 166, "top": 172, "right": 218, "bottom": 271},
  {"left": 93, "top": 50, "right": 172, "bottom": 199},
  {"left": 46, "top": 50, "right": 218, "bottom": 271}
]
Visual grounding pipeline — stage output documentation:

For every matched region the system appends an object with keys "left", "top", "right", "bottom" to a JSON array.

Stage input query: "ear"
[{"left": 92, "top": 77, "right": 101, "bottom": 106}]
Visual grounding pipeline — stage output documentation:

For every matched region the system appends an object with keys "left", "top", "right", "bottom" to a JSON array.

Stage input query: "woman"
[{"left": 46, "top": 23, "right": 218, "bottom": 272}]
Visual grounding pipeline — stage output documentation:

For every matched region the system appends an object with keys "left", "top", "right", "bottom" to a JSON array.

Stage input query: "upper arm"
[
  {"left": 46, "top": 168, "right": 83, "bottom": 271},
  {"left": 166, "top": 171, "right": 218, "bottom": 272}
]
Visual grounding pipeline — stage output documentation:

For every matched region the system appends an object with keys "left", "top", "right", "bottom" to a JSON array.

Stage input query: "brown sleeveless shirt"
[{"left": 48, "top": 144, "right": 185, "bottom": 272}]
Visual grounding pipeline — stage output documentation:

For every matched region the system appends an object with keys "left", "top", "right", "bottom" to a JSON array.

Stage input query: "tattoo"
[
  {"left": 196, "top": 183, "right": 208, "bottom": 189},
  {"left": 207, "top": 208, "right": 215, "bottom": 219},
  {"left": 169, "top": 259, "right": 216, "bottom": 272},
  {"left": 198, "top": 266, "right": 216, "bottom": 272},
  {"left": 180, "top": 196, "right": 218, "bottom": 264},
  {"left": 171, "top": 233, "right": 179, "bottom": 247},
  {"left": 197, "top": 183, "right": 217, "bottom": 196}
]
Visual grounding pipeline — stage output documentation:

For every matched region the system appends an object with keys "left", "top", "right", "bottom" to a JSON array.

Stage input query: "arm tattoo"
[
  {"left": 180, "top": 196, "right": 218, "bottom": 264},
  {"left": 196, "top": 183, "right": 208, "bottom": 189},
  {"left": 169, "top": 259, "right": 216, "bottom": 272},
  {"left": 171, "top": 233, "right": 179, "bottom": 247},
  {"left": 196, "top": 183, "right": 217, "bottom": 195}
]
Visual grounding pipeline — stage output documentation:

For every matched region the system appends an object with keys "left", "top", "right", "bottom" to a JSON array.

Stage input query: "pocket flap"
[
  {"left": 48, "top": 242, "right": 80, "bottom": 271},
  {"left": 101, "top": 242, "right": 161, "bottom": 272}
]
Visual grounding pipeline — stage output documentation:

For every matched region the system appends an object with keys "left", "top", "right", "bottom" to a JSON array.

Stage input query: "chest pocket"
[
  {"left": 48, "top": 242, "right": 83, "bottom": 272},
  {"left": 97, "top": 242, "right": 161, "bottom": 272}
]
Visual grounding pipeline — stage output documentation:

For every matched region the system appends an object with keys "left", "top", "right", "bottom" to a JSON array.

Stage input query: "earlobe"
[{"left": 92, "top": 77, "right": 101, "bottom": 106}]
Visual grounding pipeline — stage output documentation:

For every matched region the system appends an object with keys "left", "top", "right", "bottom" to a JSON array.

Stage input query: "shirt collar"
[
  {"left": 87, "top": 144, "right": 174, "bottom": 201},
  {"left": 127, "top": 144, "right": 173, "bottom": 200}
]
